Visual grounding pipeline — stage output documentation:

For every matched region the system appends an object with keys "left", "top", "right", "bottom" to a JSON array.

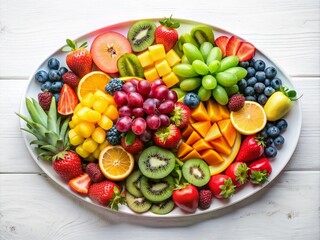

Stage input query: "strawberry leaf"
[{"left": 125, "top": 131, "right": 136, "bottom": 146}]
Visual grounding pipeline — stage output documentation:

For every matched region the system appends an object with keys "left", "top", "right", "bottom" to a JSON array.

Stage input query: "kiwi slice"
[
  {"left": 182, "top": 158, "right": 211, "bottom": 187},
  {"left": 140, "top": 175, "right": 175, "bottom": 203},
  {"left": 127, "top": 20, "right": 156, "bottom": 52},
  {"left": 117, "top": 53, "right": 144, "bottom": 78},
  {"left": 138, "top": 146, "right": 175, "bottom": 179},
  {"left": 125, "top": 169, "right": 143, "bottom": 197},
  {"left": 150, "top": 199, "right": 175, "bottom": 215},
  {"left": 125, "top": 192, "right": 152, "bottom": 213},
  {"left": 177, "top": 33, "right": 199, "bottom": 51},
  {"left": 190, "top": 25, "right": 215, "bottom": 45}
]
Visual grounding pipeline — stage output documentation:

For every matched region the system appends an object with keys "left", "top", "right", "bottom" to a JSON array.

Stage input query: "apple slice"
[{"left": 90, "top": 32, "right": 132, "bottom": 74}]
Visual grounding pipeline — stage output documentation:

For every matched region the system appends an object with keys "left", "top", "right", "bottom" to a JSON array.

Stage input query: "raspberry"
[
  {"left": 199, "top": 189, "right": 213, "bottom": 209},
  {"left": 228, "top": 94, "right": 245, "bottom": 112},
  {"left": 85, "top": 163, "right": 105, "bottom": 183},
  {"left": 38, "top": 91, "right": 53, "bottom": 111},
  {"left": 62, "top": 72, "right": 79, "bottom": 89}
]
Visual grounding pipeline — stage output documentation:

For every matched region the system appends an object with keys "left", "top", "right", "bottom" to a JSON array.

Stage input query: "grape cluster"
[{"left": 238, "top": 59, "right": 282, "bottom": 105}]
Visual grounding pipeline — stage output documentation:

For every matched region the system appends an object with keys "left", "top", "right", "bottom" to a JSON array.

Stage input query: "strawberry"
[
  {"left": 155, "top": 16, "right": 180, "bottom": 52},
  {"left": 38, "top": 91, "right": 53, "bottom": 111},
  {"left": 62, "top": 71, "right": 79, "bottom": 89},
  {"left": 52, "top": 151, "right": 83, "bottom": 181},
  {"left": 85, "top": 163, "right": 105, "bottom": 183},
  {"left": 198, "top": 189, "right": 213, "bottom": 210},
  {"left": 170, "top": 102, "right": 191, "bottom": 129},
  {"left": 154, "top": 124, "right": 182, "bottom": 148},
  {"left": 214, "top": 35, "right": 229, "bottom": 57},
  {"left": 68, "top": 173, "right": 92, "bottom": 195},
  {"left": 235, "top": 135, "right": 265, "bottom": 163},
  {"left": 236, "top": 42, "right": 256, "bottom": 62},
  {"left": 120, "top": 134, "right": 143, "bottom": 155},
  {"left": 88, "top": 180, "right": 125, "bottom": 210},
  {"left": 226, "top": 36, "right": 242, "bottom": 56},
  {"left": 57, "top": 83, "right": 78, "bottom": 115},
  {"left": 63, "top": 39, "right": 93, "bottom": 78}
]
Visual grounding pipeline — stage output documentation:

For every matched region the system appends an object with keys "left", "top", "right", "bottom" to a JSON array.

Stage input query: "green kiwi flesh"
[
  {"left": 125, "top": 169, "right": 143, "bottom": 197},
  {"left": 190, "top": 25, "right": 215, "bottom": 45},
  {"left": 117, "top": 53, "right": 144, "bottom": 78},
  {"left": 140, "top": 175, "right": 175, "bottom": 203},
  {"left": 182, "top": 158, "right": 211, "bottom": 187},
  {"left": 125, "top": 192, "right": 152, "bottom": 213},
  {"left": 150, "top": 199, "right": 175, "bottom": 215},
  {"left": 138, "top": 146, "right": 175, "bottom": 179},
  {"left": 127, "top": 20, "right": 156, "bottom": 52}
]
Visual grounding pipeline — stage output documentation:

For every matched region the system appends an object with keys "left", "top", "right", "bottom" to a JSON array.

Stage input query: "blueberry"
[
  {"left": 259, "top": 128, "right": 268, "bottom": 139},
  {"left": 184, "top": 92, "right": 200, "bottom": 109},
  {"left": 267, "top": 126, "right": 280, "bottom": 138},
  {"left": 51, "top": 81, "right": 64, "bottom": 92},
  {"left": 247, "top": 77, "right": 257, "bottom": 87},
  {"left": 47, "top": 57, "right": 60, "bottom": 70},
  {"left": 255, "top": 71, "right": 266, "bottom": 82},
  {"left": 265, "top": 66, "right": 277, "bottom": 79},
  {"left": 246, "top": 67, "right": 256, "bottom": 79},
  {"left": 271, "top": 78, "right": 282, "bottom": 90},
  {"left": 59, "top": 67, "right": 68, "bottom": 76},
  {"left": 265, "top": 146, "right": 277, "bottom": 158},
  {"left": 254, "top": 82, "right": 266, "bottom": 94},
  {"left": 266, "top": 122, "right": 275, "bottom": 129},
  {"left": 40, "top": 81, "right": 52, "bottom": 92},
  {"left": 249, "top": 58, "right": 255, "bottom": 67},
  {"left": 53, "top": 93, "right": 60, "bottom": 103},
  {"left": 275, "top": 119, "right": 288, "bottom": 132},
  {"left": 238, "top": 79, "right": 247, "bottom": 92},
  {"left": 239, "top": 61, "right": 250, "bottom": 68},
  {"left": 253, "top": 60, "right": 266, "bottom": 71},
  {"left": 274, "top": 135, "right": 285, "bottom": 148},
  {"left": 264, "top": 86, "right": 275, "bottom": 97},
  {"left": 48, "top": 69, "right": 62, "bottom": 82},
  {"left": 264, "top": 78, "right": 271, "bottom": 86},
  {"left": 34, "top": 70, "right": 49, "bottom": 83},
  {"left": 244, "top": 86, "right": 255, "bottom": 96},
  {"left": 265, "top": 138, "right": 274, "bottom": 146},
  {"left": 258, "top": 94, "right": 268, "bottom": 105},
  {"left": 245, "top": 95, "right": 256, "bottom": 101}
]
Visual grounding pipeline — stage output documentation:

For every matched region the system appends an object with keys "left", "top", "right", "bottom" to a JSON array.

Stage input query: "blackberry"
[
  {"left": 107, "top": 125, "right": 122, "bottom": 145},
  {"left": 105, "top": 78, "right": 123, "bottom": 95}
]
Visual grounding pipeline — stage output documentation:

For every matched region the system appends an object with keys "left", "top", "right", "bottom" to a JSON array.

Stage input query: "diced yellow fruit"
[
  {"left": 192, "top": 139, "right": 213, "bottom": 152},
  {"left": 182, "top": 124, "right": 194, "bottom": 139},
  {"left": 155, "top": 59, "right": 171, "bottom": 77},
  {"left": 148, "top": 44, "right": 166, "bottom": 62},
  {"left": 92, "top": 147, "right": 101, "bottom": 159},
  {"left": 144, "top": 66, "right": 160, "bottom": 82},
  {"left": 97, "top": 115, "right": 113, "bottom": 130},
  {"left": 75, "top": 145, "right": 90, "bottom": 158},
  {"left": 137, "top": 50, "right": 154, "bottom": 67},
  {"left": 71, "top": 114, "right": 81, "bottom": 125},
  {"left": 94, "top": 90, "right": 116, "bottom": 106},
  {"left": 185, "top": 131, "right": 202, "bottom": 146},
  {"left": 68, "top": 129, "right": 85, "bottom": 146},
  {"left": 103, "top": 105, "right": 119, "bottom": 121},
  {"left": 218, "top": 104, "right": 230, "bottom": 120},
  {"left": 201, "top": 149, "right": 224, "bottom": 165},
  {"left": 191, "top": 121, "right": 211, "bottom": 138},
  {"left": 91, "top": 127, "right": 106, "bottom": 144},
  {"left": 81, "top": 92, "right": 95, "bottom": 108},
  {"left": 76, "top": 121, "right": 95, "bottom": 138},
  {"left": 93, "top": 96, "right": 108, "bottom": 113},
  {"left": 204, "top": 122, "right": 222, "bottom": 141},
  {"left": 77, "top": 107, "right": 101, "bottom": 122},
  {"left": 82, "top": 137, "right": 98, "bottom": 153},
  {"left": 68, "top": 120, "right": 76, "bottom": 129},
  {"left": 162, "top": 72, "right": 180, "bottom": 88},
  {"left": 166, "top": 49, "right": 181, "bottom": 67},
  {"left": 85, "top": 154, "right": 96, "bottom": 162},
  {"left": 191, "top": 102, "right": 210, "bottom": 121},
  {"left": 206, "top": 99, "right": 223, "bottom": 123},
  {"left": 99, "top": 139, "right": 111, "bottom": 150},
  {"left": 177, "top": 141, "right": 194, "bottom": 158},
  {"left": 73, "top": 103, "right": 83, "bottom": 115},
  {"left": 181, "top": 149, "right": 202, "bottom": 162}
]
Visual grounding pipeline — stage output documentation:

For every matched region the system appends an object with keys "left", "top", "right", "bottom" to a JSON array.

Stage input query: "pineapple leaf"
[
  {"left": 35, "top": 147, "right": 54, "bottom": 161},
  {"left": 47, "top": 98, "right": 58, "bottom": 135},
  {"left": 26, "top": 98, "right": 46, "bottom": 127},
  {"left": 17, "top": 113, "right": 48, "bottom": 138},
  {"left": 56, "top": 139, "right": 65, "bottom": 152},
  {"left": 40, "top": 144, "right": 59, "bottom": 153},
  {"left": 60, "top": 117, "right": 71, "bottom": 145},
  {"left": 30, "top": 139, "right": 49, "bottom": 146},
  {"left": 31, "top": 98, "right": 48, "bottom": 126},
  {"left": 44, "top": 130, "right": 60, "bottom": 146}
]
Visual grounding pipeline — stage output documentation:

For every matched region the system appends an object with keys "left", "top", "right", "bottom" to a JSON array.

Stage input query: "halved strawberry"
[
  {"left": 214, "top": 36, "right": 229, "bottom": 57},
  {"left": 68, "top": 173, "right": 92, "bottom": 195},
  {"left": 236, "top": 42, "right": 256, "bottom": 62},
  {"left": 226, "top": 36, "right": 242, "bottom": 56},
  {"left": 154, "top": 124, "right": 182, "bottom": 149},
  {"left": 58, "top": 83, "right": 78, "bottom": 115},
  {"left": 170, "top": 102, "right": 191, "bottom": 129}
]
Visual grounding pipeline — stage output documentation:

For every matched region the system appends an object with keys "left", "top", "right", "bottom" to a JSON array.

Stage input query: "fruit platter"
[{"left": 18, "top": 17, "right": 302, "bottom": 222}]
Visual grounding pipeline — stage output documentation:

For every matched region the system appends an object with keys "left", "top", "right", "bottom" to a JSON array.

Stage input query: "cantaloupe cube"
[
  {"left": 210, "top": 136, "right": 232, "bottom": 155},
  {"left": 177, "top": 141, "right": 194, "bottom": 158},
  {"left": 217, "top": 119, "right": 237, "bottom": 147},
  {"left": 204, "top": 123, "right": 222, "bottom": 142},
  {"left": 185, "top": 131, "right": 202, "bottom": 145},
  {"left": 192, "top": 139, "right": 212, "bottom": 152},
  {"left": 137, "top": 50, "right": 154, "bottom": 68},
  {"left": 144, "top": 66, "right": 159, "bottom": 82},
  {"left": 148, "top": 44, "right": 166, "bottom": 62},
  {"left": 189, "top": 117, "right": 196, "bottom": 124},
  {"left": 206, "top": 99, "right": 223, "bottom": 123},
  {"left": 166, "top": 49, "right": 181, "bottom": 66},
  {"left": 181, "top": 149, "right": 202, "bottom": 162},
  {"left": 200, "top": 149, "right": 224, "bottom": 165},
  {"left": 191, "top": 121, "right": 211, "bottom": 138},
  {"left": 191, "top": 102, "right": 210, "bottom": 121},
  {"left": 162, "top": 72, "right": 179, "bottom": 88},
  {"left": 182, "top": 124, "right": 194, "bottom": 139},
  {"left": 155, "top": 59, "right": 171, "bottom": 77},
  {"left": 218, "top": 104, "right": 230, "bottom": 119}
]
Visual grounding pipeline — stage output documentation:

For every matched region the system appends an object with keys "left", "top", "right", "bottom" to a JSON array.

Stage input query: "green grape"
[
  {"left": 171, "top": 88, "right": 187, "bottom": 99},
  {"left": 198, "top": 86, "right": 212, "bottom": 101},
  {"left": 224, "top": 67, "right": 248, "bottom": 81},
  {"left": 202, "top": 75, "right": 217, "bottom": 90},
  {"left": 212, "top": 85, "right": 229, "bottom": 105},
  {"left": 180, "top": 78, "right": 202, "bottom": 91},
  {"left": 217, "top": 56, "right": 239, "bottom": 72},
  {"left": 183, "top": 43, "right": 204, "bottom": 63},
  {"left": 206, "top": 47, "right": 222, "bottom": 65},
  {"left": 200, "top": 42, "right": 214, "bottom": 61},
  {"left": 216, "top": 72, "right": 238, "bottom": 87},
  {"left": 208, "top": 60, "right": 221, "bottom": 74},
  {"left": 172, "top": 64, "right": 199, "bottom": 78},
  {"left": 181, "top": 55, "right": 190, "bottom": 64},
  {"left": 192, "top": 60, "right": 209, "bottom": 75},
  {"left": 178, "top": 33, "right": 199, "bottom": 49},
  {"left": 225, "top": 85, "right": 239, "bottom": 96}
]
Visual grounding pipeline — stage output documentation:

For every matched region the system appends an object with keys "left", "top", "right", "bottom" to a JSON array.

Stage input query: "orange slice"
[
  {"left": 77, "top": 71, "right": 111, "bottom": 101},
  {"left": 98, "top": 146, "right": 134, "bottom": 181},
  {"left": 230, "top": 101, "right": 267, "bottom": 135}
]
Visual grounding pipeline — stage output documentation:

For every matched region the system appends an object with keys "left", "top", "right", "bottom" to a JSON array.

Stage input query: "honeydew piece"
[
  {"left": 192, "top": 139, "right": 212, "bottom": 152},
  {"left": 166, "top": 49, "right": 181, "bottom": 67},
  {"left": 191, "top": 102, "right": 210, "bottom": 121},
  {"left": 191, "top": 121, "right": 211, "bottom": 138},
  {"left": 206, "top": 99, "right": 223, "bottom": 123},
  {"left": 148, "top": 44, "right": 166, "bottom": 61},
  {"left": 200, "top": 149, "right": 224, "bottom": 165},
  {"left": 217, "top": 119, "right": 237, "bottom": 147},
  {"left": 155, "top": 59, "right": 171, "bottom": 77},
  {"left": 181, "top": 149, "right": 202, "bottom": 162},
  {"left": 162, "top": 72, "right": 179, "bottom": 88},
  {"left": 182, "top": 124, "right": 194, "bottom": 139},
  {"left": 177, "top": 141, "right": 194, "bottom": 158},
  {"left": 185, "top": 131, "right": 202, "bottom": 146},
  {"left": 210, "top": 136, "right": 232, "bottom": 155},
  {"left": 204, "top": 122, "right": 222, "bottom": 142},
  {"left": 137, "top": 50, "right": 154, "bottom": 67},
  {"left": 144, "top": 66, "right": 160, "bottom": 82}
]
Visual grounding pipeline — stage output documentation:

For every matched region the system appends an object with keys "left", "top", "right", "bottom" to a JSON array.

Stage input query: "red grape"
[
  {"left": 128, "top": 92, "right": 144, "bottom": 107},
  {"left": 140, "top": 129, "right": 153, "bottom": 142},
  {"left": 122, "top": 81, "right": 137, "bottom": 94},
  {"left": 131, "top": 117, "right": 147, "bottom": 135},
  {"left": 118, "top": 105, "right": 132, "bottom": 117},
  {"left": 146, "top": 114, "right": 161, "bottom": 130},
  {"left": 143, "top": 98, "right": 156, "bottom": 114},
  {"left": 113, "top": 91, "right": 128, "bottom": 107},
  {"left": 158, "top": 100, "right": 174, "bottom": 114},
  {"left": 153, "top": 85, "right": 169, "bottom": 100},
  {"left": 159, "top": 114, "right": 170, "bottom": 127},
  {"left": 137, "top": 80, "right": 151, "bottom": 96},
  {"left": 129, "top": 78, "right": 139, "bottom": 87},
  {"left": 132, "top": 107, "right": 145, "bottom": 118},
  {"left": 116, "top": 116, "right": 132, "bottom": 132},
  {"left": 151, "top": 79, "right": 165, "bottom": 92},
  {"left": 166, "top": 90, "right": 178, "bottom": 102}
]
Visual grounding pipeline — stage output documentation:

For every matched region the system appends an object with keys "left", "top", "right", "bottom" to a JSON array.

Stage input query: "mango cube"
[
  {"left": 166, "top": 49, "right": 181, "bottom": 67},
  {"left": 144, "top": 66, "right": 160, "bottom": 82},
  {"left": 155, "top": 59, "right": 171, "bottom": 77},
  {"left": 81, "top": 92, "right": 95, "bottom": 108},
  {"left": 93, "top": 97, "right": 108, "bottom": 113},
  {"left": 137, "top": 50, "right": 154, "bottom": 68},
  {"left": 68, "top": 129, "right": 85, "bottom": 146},
  {"left": 91, "top": 127, "right": 106, "bottom": 144},
  {"left": 82, "top": 137, "right": 98, "bottom": 153},
  {"left": 97, "top": 115, "right": 113, "bottom": 130},
  {"left": 148, "top": 44, "right": 166, "bottom": 62},
  {"left": 162, "top": 72, "right": 180, "bottom": 88},
  {"left": 75, "top": 145, "right": 90, "bottom": 158},
  {"left": 76, "top": 121, "right": 95, "bottom": 138}
]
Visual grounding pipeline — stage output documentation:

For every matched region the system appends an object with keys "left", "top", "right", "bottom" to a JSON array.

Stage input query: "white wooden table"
[{"left": 1, "top": 0, "right": 319, "bottom": 239}]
